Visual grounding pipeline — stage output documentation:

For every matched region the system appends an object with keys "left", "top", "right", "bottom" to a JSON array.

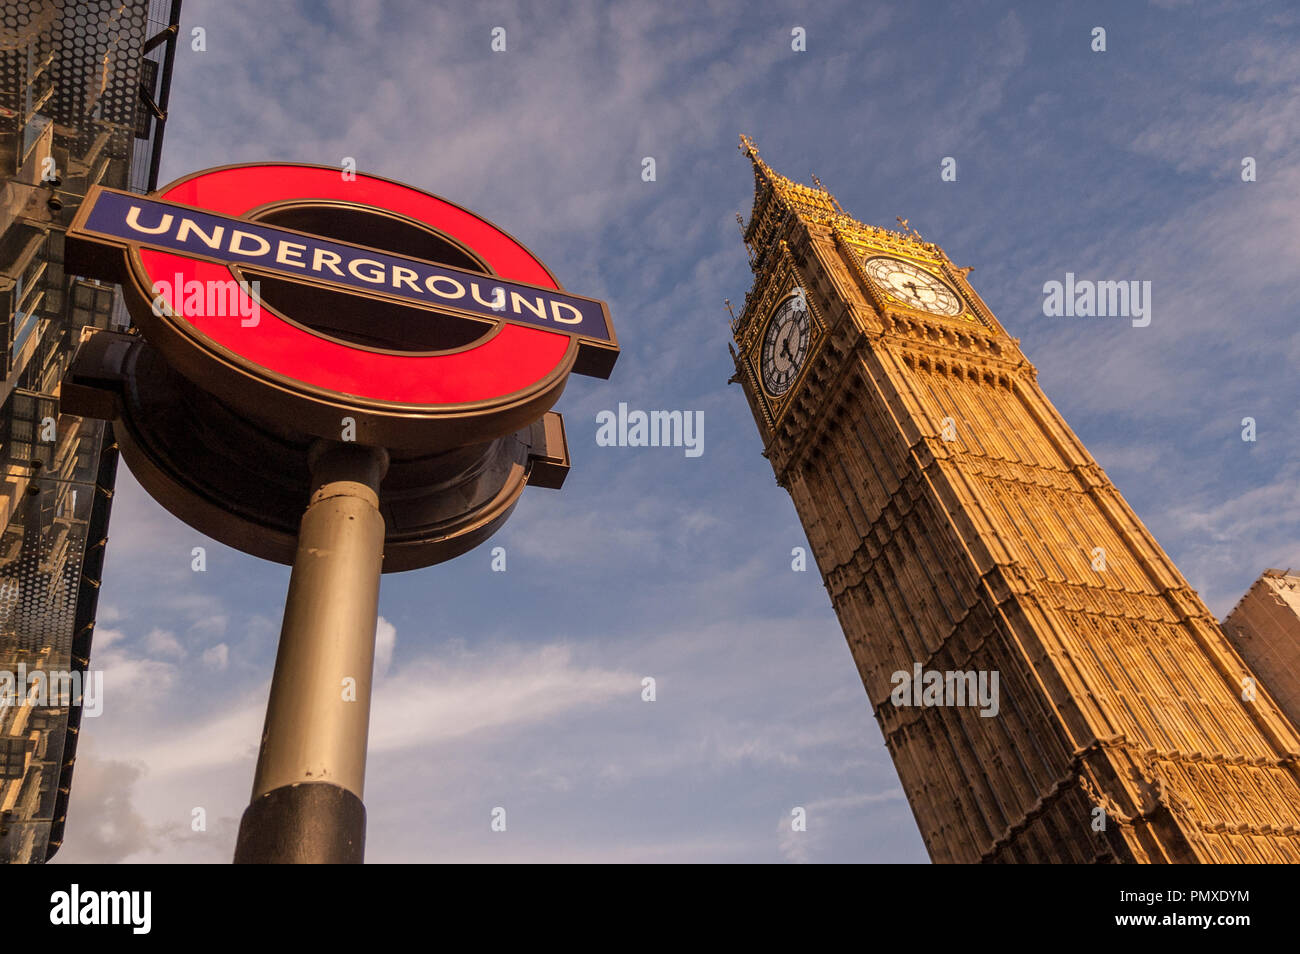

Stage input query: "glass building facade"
[{"left": 0, "top": 0, "right": 181, "bottom": 862}]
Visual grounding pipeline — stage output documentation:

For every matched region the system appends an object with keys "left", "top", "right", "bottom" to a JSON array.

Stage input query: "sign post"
[
  {"left": 62, "top": 163, "right": 618, "bottom": 862},
  {"left": 234, "top": 441, "right": 387, "bottom": 863}
]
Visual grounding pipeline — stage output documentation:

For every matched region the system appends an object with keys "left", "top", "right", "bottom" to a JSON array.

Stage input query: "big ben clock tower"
[{"left": 730, "top": 136, "right": 1300, "bottom": 863}]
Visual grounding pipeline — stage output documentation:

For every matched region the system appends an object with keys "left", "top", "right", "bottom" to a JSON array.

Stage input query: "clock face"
[
  {"left": 863, "top": 256, "right": 963, "bottom": 317},
  {"left": 761, "top": 292, "right": 811, "bottom": 397}
]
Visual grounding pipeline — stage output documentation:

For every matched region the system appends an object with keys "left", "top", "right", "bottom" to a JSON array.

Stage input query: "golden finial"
[
  {"left": 811, "top": 173, "right": 823, "bottom": 189},
  {"left": 724, "top": 298, "right": 736, "bottom": 322}
]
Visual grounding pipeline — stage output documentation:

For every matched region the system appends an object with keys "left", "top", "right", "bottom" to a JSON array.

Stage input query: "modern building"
[
  {"left": 1223, "top": 569, "right": 1300, "bottom": 733},
  {"left": 0, "top": 0, "right": 181, "bottom": 862},
  {"left": 729, "top": 136, "right": 1300, "bottom": 862}
]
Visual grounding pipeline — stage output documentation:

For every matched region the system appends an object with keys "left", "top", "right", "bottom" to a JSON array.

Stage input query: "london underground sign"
[
  {"left": 63, "top": 163, "right": 619, "bottom": 863},
  {"left": 67, "top": 162, "right": 618, "bottom": 449}
]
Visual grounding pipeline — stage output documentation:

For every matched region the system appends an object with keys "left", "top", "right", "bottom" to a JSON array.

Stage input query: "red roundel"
[{"left": 144, "top": 164, "right": 571, "bottom": 407}]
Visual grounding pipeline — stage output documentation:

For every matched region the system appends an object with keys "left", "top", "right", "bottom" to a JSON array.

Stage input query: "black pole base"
[{"left": 233, "top": 782, "right": 366, "bottom": 864}]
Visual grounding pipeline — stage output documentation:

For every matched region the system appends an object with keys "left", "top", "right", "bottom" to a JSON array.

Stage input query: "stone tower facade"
[
  {"left": 729, "top": 137, "right": 1300, "bottom": 863},
  {"left": 1223, "top": 570, "right": 1300, "bottom": 734}
]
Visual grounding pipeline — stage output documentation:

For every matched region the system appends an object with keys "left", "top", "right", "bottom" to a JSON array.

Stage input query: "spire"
[
  {"left": 739, "top": 133, "right": 780, "bottom": 195},
  {"left": 737, "top": 136, "right": 933, "bottom": 272},
  {"left": 738, "top": 134, "right": 844, "bottom": 268},
  {"left": 739, "top": 134, "right": 841, "bottom": 216}
]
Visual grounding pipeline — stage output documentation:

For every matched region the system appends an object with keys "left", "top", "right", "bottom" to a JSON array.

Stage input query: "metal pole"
[{"left": 233, "top": 440, "right": 389, "bottom": 863}]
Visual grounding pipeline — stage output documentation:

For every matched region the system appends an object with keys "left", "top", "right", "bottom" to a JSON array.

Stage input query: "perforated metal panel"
[
  {"left": 0, "top": 416, "right": 100, "bottom": 863},
  {"left": 0, "top": 0, "right": 148, "bottom": 174},
  {"left": 0, "top": 429, "right": 96, "bottom": 654}
]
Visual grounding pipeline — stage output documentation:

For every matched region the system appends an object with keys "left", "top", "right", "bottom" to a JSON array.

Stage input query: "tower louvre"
[{"left": 730, "top": 136, "right": 1300, "bottom": 863}]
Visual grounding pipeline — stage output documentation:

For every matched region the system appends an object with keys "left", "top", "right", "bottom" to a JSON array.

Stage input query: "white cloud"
[
  {"left": 778, "top": 789, "right": 909, "bottom": 864},
  {"left": 201, "top": 643, "right": 230, "bottom": 670},
  {"left": 93, "top": 626, "right": 127, "bottom": 649},
  {"left": 369, "top": 642, "right": 630, "bottom": 756},
  {"left": 63, "top": 611, "right": 922, "bottom": 862},
  {"left": 374, "top": 616, "right": 396, "bottom": 680},
  {"left": 51, "top": 759, "right": 155, "bottom": 864},
  {"left": 143, "top": 628, "right": 185, "bottom": 658}
]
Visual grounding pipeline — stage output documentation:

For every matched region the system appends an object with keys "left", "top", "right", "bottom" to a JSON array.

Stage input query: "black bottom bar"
[
  {"left": 233, "top": 782, "right": 365, "bottom": 864},
  {"left": 15, "top": 860, "right": 1285, "bottom": 939}
]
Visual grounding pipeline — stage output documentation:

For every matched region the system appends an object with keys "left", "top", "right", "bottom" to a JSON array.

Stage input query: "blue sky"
[{"left": 56, "top": 0, "right": 1300, "bottom": 862}]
